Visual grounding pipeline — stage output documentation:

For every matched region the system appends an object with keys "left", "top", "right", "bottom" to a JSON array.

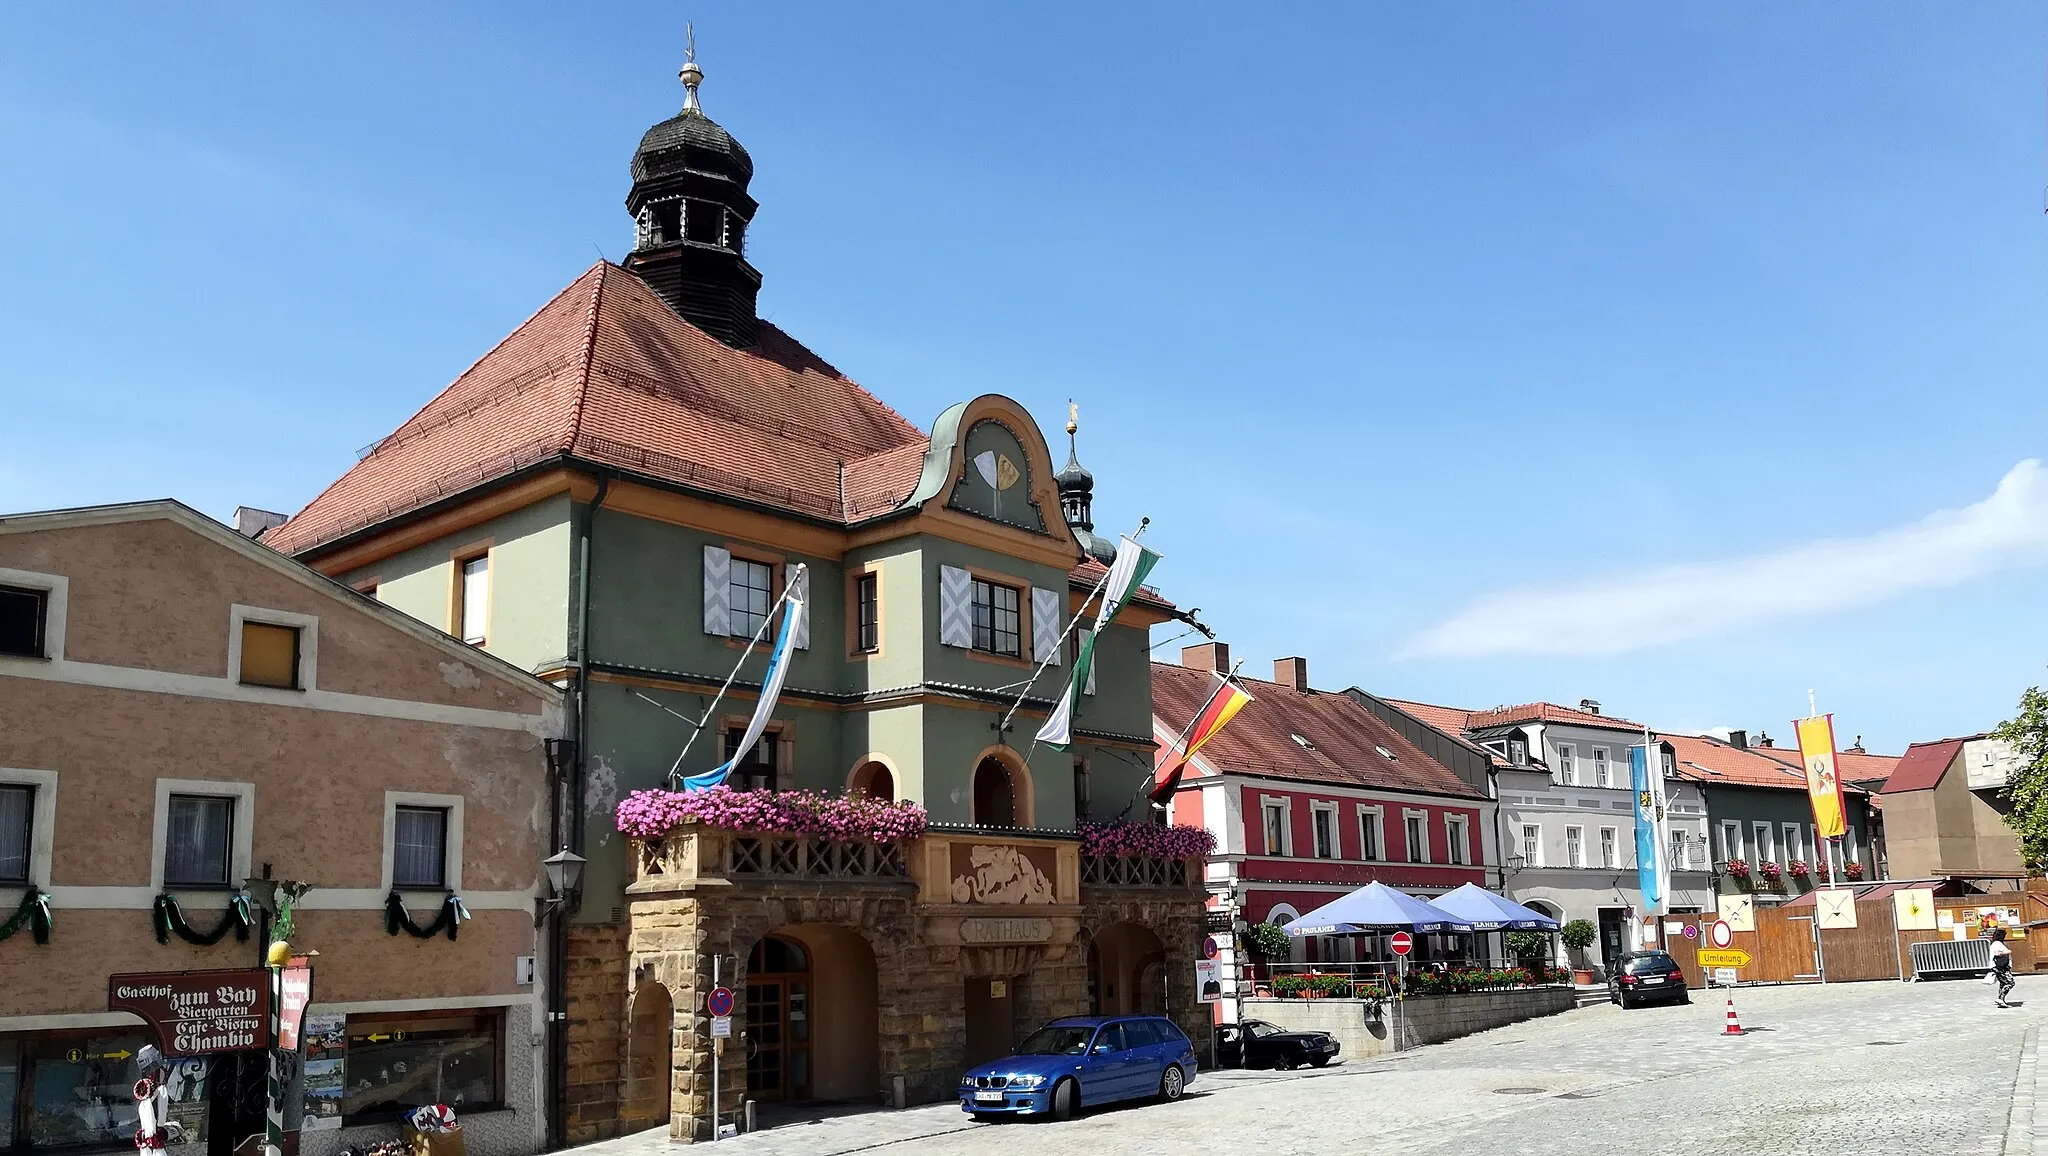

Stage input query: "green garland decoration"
[
  {"left": 153, "top": 893, "right": 253, "bottom": 946},
  {"left": 0, "top": 888, "right": 52, "bottom": 944},
  {"left": 384, "top": 892, "right": 468, "bottom": 941}
]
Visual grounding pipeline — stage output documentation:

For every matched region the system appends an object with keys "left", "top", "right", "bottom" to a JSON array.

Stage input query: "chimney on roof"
[
  {"left": 1275, "top": 657, "right": 1309, "bottom": 693},
  {"left": 234, "top": 507, "right": 289, "bottom": 539},
  {"left": 1758, "top": 732, "right": 1774, "bottom": 748},
  {"left": 1183, "top": 642, "right": 1230, "bottom": 674},
  {"left": 1729, "top": 729, "right": 1748, "bottom": 751},
  {"left": 1579, "top": 699, "right": 1601, "bottom": 715},
  {"left": 1850, "top": 735, "right": 1865, "bottom": 753}
]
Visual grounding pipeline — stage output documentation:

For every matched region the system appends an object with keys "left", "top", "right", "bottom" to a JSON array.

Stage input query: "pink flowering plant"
[
  {"left": 615, "top": 787, "right": 929, "bottom": 843},
  {"left": 1078, "top": 821, "right": 1215, "bottom": 860}
]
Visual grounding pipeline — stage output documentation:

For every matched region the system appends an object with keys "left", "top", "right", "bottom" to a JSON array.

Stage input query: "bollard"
[
  {"left": 891, "top": 1075, "right": 906, "bottom": 1109},
  {"left": 742, "top": 1099, "right": 755, "bottom": 1134}
]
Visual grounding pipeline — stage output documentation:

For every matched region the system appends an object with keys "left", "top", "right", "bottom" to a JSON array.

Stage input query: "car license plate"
[
  {"left": 974, "top": 1091, "right": 1005, "bottom": 1103},
  {"left": 1641, "top": 977, "right": 1663, "bottom": 984}
]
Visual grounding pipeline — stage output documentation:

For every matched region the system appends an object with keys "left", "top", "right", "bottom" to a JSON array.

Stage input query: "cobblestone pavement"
[{"left": 581, "top": 977, "right": 2048, "bottom": 1156}]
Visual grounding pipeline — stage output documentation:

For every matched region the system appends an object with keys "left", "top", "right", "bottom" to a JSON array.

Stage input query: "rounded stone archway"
[
  {"left": 1089, "top": 922, "right": 1168, "bottom": 1015},
  {"left": 623, "top": 982, "right": 673, "bottom": 1129},
  {"left": 740, "top": 924, "right": 880, "bottom": 1104}
]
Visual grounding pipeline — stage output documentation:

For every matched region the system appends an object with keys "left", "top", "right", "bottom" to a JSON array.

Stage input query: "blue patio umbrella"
[
  {"left": 1428, "top": 883, "right": 1561, "bottom": 932},
  {"left": 1284, "top": 881, "right": 1474, "bottom": 936}
]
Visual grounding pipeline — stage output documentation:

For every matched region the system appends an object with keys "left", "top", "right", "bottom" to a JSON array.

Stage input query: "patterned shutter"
[
  {"left": 703, "top": 546, "right": 731, "bottom": 636},
  {"left": 938, "top": 565, "right": 973, "bottom": 648},
  {"left": 1031, "top": 587, "right": 1062, "bottom": 666},
  {"left": 1083, "top": 628, "right": 1098, "bottom": 695},
  {"left": 789, "top": 566, "right": 811, "bottom": 651}
]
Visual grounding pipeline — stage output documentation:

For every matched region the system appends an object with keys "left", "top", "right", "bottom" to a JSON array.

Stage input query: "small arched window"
[{"left": 972, "top": 758, "right": 1015, "bottom": 828}]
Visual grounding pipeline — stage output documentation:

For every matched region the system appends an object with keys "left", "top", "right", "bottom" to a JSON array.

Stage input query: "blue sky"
[{"left": 3, "top": 5, "right": 2045, "bottom": 753}]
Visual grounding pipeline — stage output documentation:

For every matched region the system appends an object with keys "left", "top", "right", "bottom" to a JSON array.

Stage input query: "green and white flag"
[{"left": 1036, "top": 536, "right": 1160, "bottom": 749}]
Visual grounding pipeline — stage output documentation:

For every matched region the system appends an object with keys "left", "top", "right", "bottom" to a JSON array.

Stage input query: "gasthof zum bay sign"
[{"left": 108, "top": 969, "right": 271, "bottom": 1056}]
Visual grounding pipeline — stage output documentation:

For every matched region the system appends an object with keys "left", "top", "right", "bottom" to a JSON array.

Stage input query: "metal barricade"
[{"left": 1908, "top": 937, "right": 1992, "bottom": 979}]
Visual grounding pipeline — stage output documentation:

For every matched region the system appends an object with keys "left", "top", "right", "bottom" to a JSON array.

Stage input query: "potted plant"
[
  {"left": 1561, "top": 919, "right": 1599, "bottom": 984},
  {"left": 1844, "top": 860, "right": 1865, "bottom": 880},
  {"left": 1726, "top": 857, "right": 1751, "bottom": 882},
  {"left": 1270, "top": 975, "right": 1309, "bottom": 999},
  {"left": 1505, "top": 930, "right": 1551, "bottom": 967},
  {"left": 1759, "top": 861, "right": 1783, "bottom": 883},
  {"left": 1245, "top": 922, "right": 1293, "bottom": 962},
  {"left": 1788, "top": 859, "right": 1810, "bottom": 879}
]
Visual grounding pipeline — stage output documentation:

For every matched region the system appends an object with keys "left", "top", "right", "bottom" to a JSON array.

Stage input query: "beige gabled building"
[
  {"left": 1881, "top": 735, "right": 2026, "bottom": 879},
  {"left": 0, "top": 500, "right": 563, "bottom": 1156}
]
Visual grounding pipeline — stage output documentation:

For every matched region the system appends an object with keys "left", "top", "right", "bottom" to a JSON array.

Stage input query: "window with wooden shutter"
[
  {"left": 937, "top": 565, "right": 972, "bottom": 648},
  {"left": 703, "top": 546, "right": 732, "bottom": 636},
  {"left": 1031, "top": 588, "right": 1062, "bottom": 665}
]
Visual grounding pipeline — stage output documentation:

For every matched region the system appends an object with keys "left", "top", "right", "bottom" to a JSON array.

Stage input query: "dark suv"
[{"left": 1608, "top": 950, "right": 1690, "bottom": 1008}]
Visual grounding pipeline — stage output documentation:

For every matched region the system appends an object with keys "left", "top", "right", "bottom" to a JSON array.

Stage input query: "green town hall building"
[{"left": 264, "top": 53, "right": 1205, "bottom": 1143}]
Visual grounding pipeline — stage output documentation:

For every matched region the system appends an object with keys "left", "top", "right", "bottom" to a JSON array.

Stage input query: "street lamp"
[{"left": 534, "top": 849, "right": 587, "bottom": 927}]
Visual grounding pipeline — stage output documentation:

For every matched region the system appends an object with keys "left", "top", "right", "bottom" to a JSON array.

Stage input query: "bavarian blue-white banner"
[
  {"left": 1629, "top": 742, "right": 1668, "bottom": 916},
  {"left": 686, "top": 566, "right": 807, "bottom": 791}
]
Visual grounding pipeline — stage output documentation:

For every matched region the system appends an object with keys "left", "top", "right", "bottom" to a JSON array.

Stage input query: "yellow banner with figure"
[{"left": 1795, "top": 714, "right": 1847, "bottom": 839}]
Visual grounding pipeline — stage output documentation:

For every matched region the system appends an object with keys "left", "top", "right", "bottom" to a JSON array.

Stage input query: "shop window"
[
  {"left": 393, "top": 806, "right": 449, "bottom": 890},
  {"left": 11, "top": 1031, "right": 210, "bottom": 1150},
  {"left": 0, "top": 585, "right": 47, "bottom": 658},
  {"left": 0, "top": 784, "right": 31, "bottom": 883},
  {"left": 238, "top": 621, "right": 301, "bottom": 689},
  {"left": 164, "top": 794, "right": 235, "bottom": 888},
  {"left": 343, "top": 1012, "right": 504, "bottom": 1123}
]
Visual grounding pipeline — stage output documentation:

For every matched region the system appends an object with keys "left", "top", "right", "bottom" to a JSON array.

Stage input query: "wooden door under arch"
[{"left": 746, "top": 935, "right": 812, "bottom": 1102}]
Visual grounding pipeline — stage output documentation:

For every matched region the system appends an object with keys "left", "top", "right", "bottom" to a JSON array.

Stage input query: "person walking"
[{"left": 1990, "top": 927, "right": 2016, "bottom": 1008}]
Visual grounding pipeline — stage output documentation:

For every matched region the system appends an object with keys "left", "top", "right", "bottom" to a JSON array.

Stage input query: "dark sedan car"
[
  {"left": 1608, "top": 950, "right": 1691, "bottom": 1008},
  {"left": 1216, "top": 1019, "right": 1340, "bottom": 1069}
]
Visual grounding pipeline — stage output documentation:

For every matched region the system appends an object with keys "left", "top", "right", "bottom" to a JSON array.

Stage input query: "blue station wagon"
[{"left": 959, "top": 1015, "right": 1197, "bottom": 1121}]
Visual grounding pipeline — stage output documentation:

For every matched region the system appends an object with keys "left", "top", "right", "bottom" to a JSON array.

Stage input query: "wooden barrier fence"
[{"left": 1653, "top": 889, "right": 2036, "bottom": 988}]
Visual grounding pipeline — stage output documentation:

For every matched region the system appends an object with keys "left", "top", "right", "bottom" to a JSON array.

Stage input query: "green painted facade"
[
  {"left": 1700, "top": 784, "right": 1877, "bottom": 897},
  {"left": 337, "top": 406, "right": 1161, "bottom": 919}
]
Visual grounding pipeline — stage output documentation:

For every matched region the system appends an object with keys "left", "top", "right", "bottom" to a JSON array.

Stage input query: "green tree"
[{"left": 1994, "top": 685, "right": 2048, "bottom": 873}]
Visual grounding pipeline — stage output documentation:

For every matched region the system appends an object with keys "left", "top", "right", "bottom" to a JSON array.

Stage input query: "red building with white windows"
[{"left": 1152, "top": 645, "right": 1498, "bottom": 1015}]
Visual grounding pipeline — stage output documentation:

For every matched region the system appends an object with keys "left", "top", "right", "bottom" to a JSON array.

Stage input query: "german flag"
[{"left": 1151, "top": 678, "right": 1252, "bottom": 802}]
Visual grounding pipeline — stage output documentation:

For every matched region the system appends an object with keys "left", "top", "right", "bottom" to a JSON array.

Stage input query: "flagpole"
[
  {"left": 995, "top": 520, "right": 1149, "bottom": 739},
  {"left": 1810, "top": 691, "right": 1842, "bottom": 897},
  {"left": 665, "top": 565, "right": 805, "bottom": 788},
  {"left": 1117, "top": 661, "right": 1244, "bottom": 820}
]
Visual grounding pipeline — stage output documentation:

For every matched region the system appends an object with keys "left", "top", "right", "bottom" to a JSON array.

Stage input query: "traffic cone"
[{"left": 1722, "top": 996, "right": 1744, "bottom": 1036}]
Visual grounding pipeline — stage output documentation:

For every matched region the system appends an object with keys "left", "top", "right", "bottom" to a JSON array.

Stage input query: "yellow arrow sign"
[{"left": 1697, "top": 948, "right": 1752, "bottom": 968}]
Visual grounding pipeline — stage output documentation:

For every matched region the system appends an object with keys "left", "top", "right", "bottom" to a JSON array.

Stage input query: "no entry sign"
[{"left": 1390, "top": 931, "right": 1413, "bottom": 956}]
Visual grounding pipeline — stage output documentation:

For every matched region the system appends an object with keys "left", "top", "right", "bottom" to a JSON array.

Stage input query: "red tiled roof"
[
  {"left": 267, "top": 262, "right": 930, "bottom": 555},
  {"left": 1751, "top": 743, "right": 1901, "bottom": 790},
  {"left": 1465, "top": 701, "right": 1643, "bottom": 732},
  {"left": 1152, "top": 664, "right": 1483, "bottom": 799},
  {"left": 1380, "top": 699, "right": 1476, "bottom": 735},
  {"left": 1881, "top": 738, "right": 1972, "bottom": 794},
  {"left": 1665, "top": 733, "right": 1867, "bottom": 795}
]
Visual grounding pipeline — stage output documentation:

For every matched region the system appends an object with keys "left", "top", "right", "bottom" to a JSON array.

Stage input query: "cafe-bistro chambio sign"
[{"left": 108, "top": 970, "right": 270, "bottom": 1056}]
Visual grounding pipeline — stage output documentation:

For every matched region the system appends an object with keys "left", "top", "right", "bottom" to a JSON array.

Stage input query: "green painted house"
[
  {"left": 1666, "top": 732, "right": 1878, "bottom": 901},
  {"left": 265, "top": 55, "right": 1198, "bottom": 1141}
]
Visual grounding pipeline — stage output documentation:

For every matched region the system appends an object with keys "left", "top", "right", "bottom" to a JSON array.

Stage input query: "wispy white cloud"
[{"left": 1400, "top": 459, "right": 2048, "bottom": 659}]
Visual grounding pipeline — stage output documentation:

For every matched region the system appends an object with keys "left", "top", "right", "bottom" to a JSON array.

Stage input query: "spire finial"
[
  {"left": 679, "top": 22, "right": 704, "bottom": 113},
  {"left": 1066, "top": 400, "right": 1078, "bottom": 437}
]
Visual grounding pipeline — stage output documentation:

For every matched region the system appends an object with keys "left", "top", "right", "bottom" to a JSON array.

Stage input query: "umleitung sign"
[{"left": 108, "top": 969, "right": 270, "bottom": 1056}]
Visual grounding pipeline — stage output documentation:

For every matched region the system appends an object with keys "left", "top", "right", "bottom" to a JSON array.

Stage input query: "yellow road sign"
[{"left": 1696, "top": 948, "right": 1752, "bottom": 968}]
